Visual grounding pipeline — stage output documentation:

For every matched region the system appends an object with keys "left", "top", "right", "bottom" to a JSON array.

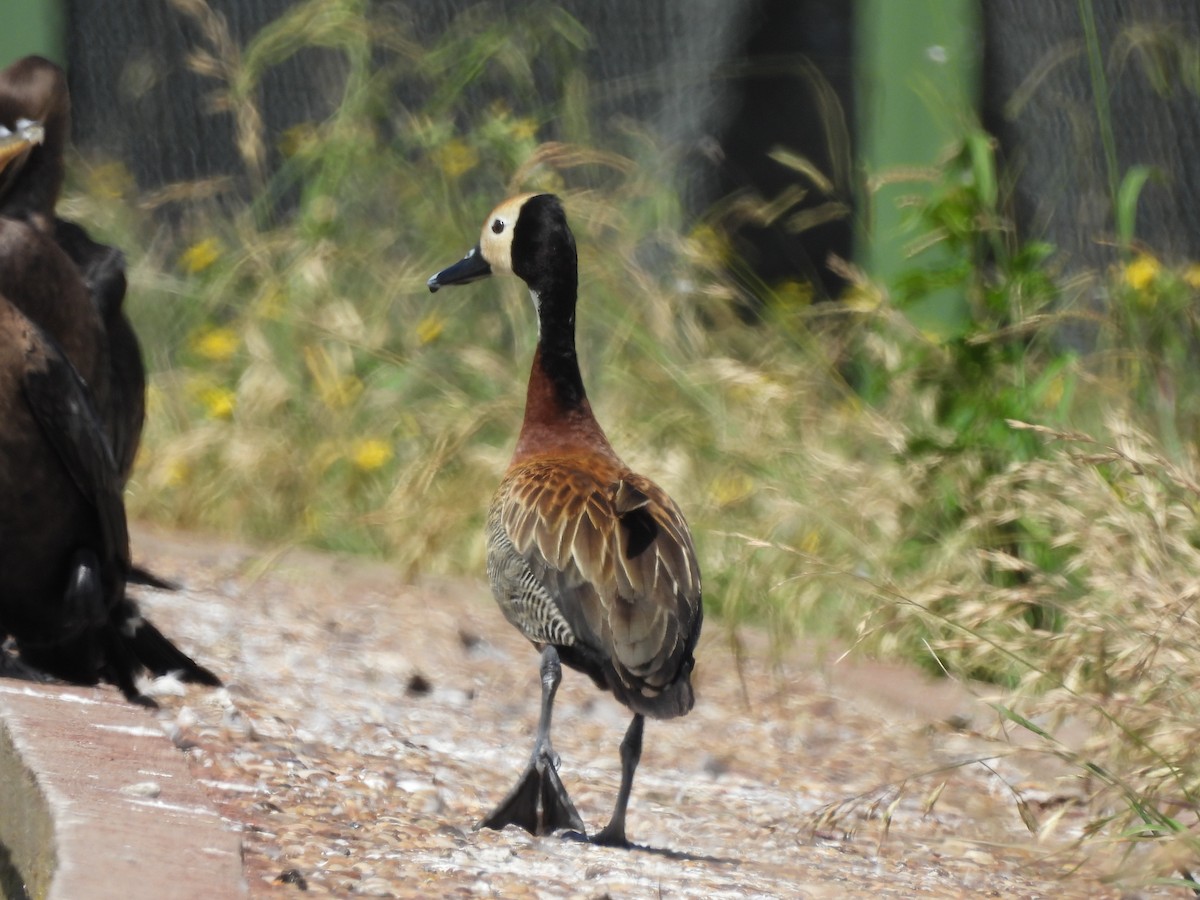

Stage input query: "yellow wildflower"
[
  {"left": 180, "top": 237, "right": 222, "bottom": 274},
  {"left": 191, "top": 326, "right": 240, "bottom": 362},
  {"left": 709, "top": 472, "right": 754, "bottom": 507},
  {"left": 351, "top": 438, "right": 393, "bottom": 472},
  {"left": 198, "top": 386, "right": 235, "bottom": 420},
  {"left": 1184, "top": 263, "right": 1200, "bottom": 290},
  {"left": 1123, "top": 254, "right": 1161, "bottom": 292},
  {"left": 416, "top": 312, "right": 445, "bottom": 345},
  {"left": 432, "top": 139, "right": 479, "bottom": 179}
]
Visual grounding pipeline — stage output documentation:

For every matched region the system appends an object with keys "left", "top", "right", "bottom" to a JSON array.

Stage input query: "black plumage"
[
  {"left": 0, "top": 287, "right": 218, "bottom": 702},
  {"left": 0, "top": 55, "right": 217, "bottom": 702}
]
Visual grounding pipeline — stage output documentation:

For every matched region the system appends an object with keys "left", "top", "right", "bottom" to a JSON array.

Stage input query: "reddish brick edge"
[{"left": 0, "top": 682, "right": 245, "bottom": 899}]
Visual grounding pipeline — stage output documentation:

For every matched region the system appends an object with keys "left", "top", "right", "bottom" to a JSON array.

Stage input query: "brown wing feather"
[
  {"left": 492, "top": 456, "right": 702, "bottom": 716},
  {"left": 608, "top": 473, "right": 700, "bottom": 683}
]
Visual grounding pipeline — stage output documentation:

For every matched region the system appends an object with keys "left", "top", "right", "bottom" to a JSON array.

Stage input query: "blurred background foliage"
[{"left": 10, "top": 0, "right": 1200, "bottom": 886}]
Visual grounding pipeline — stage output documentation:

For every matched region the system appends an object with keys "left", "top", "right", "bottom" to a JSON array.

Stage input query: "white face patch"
[{"left": 478, "top": 193, "right": 539, "bottom": 275}]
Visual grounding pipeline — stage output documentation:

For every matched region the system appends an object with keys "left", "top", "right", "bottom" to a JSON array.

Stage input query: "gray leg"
[
  {"left": 591, "top": 713, "right": 645, "bottom": 847},
  {"left": 478, "top": 646, "right": 585, "bottom": 835}
]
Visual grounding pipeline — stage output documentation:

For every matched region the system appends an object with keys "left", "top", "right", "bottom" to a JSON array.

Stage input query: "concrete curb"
[{"left": 0, "top": 682, "right": 245, "bottom": 900}]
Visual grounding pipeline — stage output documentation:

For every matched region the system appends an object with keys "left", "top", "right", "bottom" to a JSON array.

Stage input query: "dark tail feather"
[
  {"left": 102, "top": 625, "right": 158, "bottom": 706},
  {"left": 128, "top": 564, "right": 179, "bottom": 591},
  {"left": 125, "top": 614, "right": 222, "bottom": 687}
]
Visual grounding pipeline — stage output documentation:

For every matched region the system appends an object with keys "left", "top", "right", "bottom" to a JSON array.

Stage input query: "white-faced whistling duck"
[
  {"left": 0, "top": 56, "right": 219, "bottom": 703},
  {"left": 429, "top": 193, "right": 703, "bottom": 847}
]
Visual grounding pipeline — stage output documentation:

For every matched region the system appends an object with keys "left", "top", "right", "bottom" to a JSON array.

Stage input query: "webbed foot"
[{"left": 478, "top": 755, "right": 585, "bottom": 835}]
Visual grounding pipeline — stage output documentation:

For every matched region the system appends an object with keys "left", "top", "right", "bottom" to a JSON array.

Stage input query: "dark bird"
[
  {"left": 0, "top": 64, "right": 218, "bottom": 703},
  {"left": 0, "top": 291, "right": 219, "bottom": 703},
  {"left": 1, "top": 55, "right": 165, "bottom": 590},
  {"left": 0, "top": 55, "right": 145, "bottom": 482},
  {"left": 429, "top": 193, "right": 703, "bottom": 846}
]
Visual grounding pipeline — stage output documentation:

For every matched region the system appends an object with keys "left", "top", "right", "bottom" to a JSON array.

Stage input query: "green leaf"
[
  {"left": 991, "top": 703, "right": 1063, "bottom": 744},
  {"left": 1115, "top": 164, "right": 1158, "bottom": 249},
  {"left": 964, "top": 131, "right": 997, "bottom": 212}
]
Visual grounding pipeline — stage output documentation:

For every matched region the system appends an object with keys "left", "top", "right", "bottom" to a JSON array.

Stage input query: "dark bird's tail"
[
  {"left": 18, "top": 598, "right": 221, "bottom": 707},
  {"left": 122, "top": 606, "right": 221, "bottom": 687},
  {"left": 98, "top": 597, "right": 221, "bottom": 705},
  {"left": 128, "top": 564, "right": 179, "bottom": 591}
]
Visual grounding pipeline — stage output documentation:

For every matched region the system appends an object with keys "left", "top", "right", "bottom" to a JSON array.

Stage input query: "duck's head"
[
  {"left": 0, "top": 56, "right": 70, "bottom": 221},
  {"left": 427, "top": 193, "right": 576, "bottom": 297}
]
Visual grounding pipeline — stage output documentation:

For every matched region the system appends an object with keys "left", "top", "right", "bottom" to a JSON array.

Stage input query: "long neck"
[{"left": 511, "top": 281, "right": 616, "bottom": 463}]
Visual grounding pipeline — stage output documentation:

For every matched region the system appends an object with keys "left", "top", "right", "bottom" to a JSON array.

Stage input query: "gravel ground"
[{"left": 121, "top": 524, "right": 1183, "bottom": 899}]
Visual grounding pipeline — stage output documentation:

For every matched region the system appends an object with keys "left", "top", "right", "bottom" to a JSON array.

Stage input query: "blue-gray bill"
[{"left": 427, "top": 244, "right": 491, "bottom": 293}]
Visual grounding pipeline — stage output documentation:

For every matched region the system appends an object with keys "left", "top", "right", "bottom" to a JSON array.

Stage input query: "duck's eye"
[{"left": 491, "top": 219, "right": 505, "bottom": 234}]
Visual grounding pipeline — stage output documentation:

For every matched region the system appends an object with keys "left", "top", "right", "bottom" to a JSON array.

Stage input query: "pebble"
[{"left": 119, "top": 780, "right": 162, "bottom": 798}]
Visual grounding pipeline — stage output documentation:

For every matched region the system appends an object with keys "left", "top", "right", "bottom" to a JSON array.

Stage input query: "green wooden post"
[
  {"left": 0, "top": 0, "right": 65, "bottom": 69},
  {"left": 856, "top": 0, "right": 981, "bottom": 335}
]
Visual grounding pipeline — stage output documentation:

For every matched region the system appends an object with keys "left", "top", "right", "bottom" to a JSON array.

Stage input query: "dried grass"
[{"left": 55, "top": 0, "right": 1200, "bottom": 890}]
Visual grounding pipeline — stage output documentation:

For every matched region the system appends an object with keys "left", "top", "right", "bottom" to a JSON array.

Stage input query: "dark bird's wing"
[
  {"left": 21, "top": 322, "right": 128, "bottom": 571},
  {"left": 53, "top": 216, "right": 144, "bottom": 480},
  {"left": 116, "top": 595, "right": 221, "bottom": 688}
]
